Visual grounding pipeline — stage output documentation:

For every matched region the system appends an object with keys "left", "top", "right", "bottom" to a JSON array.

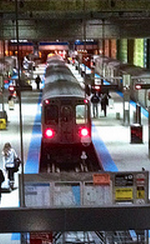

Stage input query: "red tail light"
[
  {"left": 84, "top": 99, "right": 88, "bottom": 104},
  {"left": 44, "top": 128, "right": 55, "bottom": 138},
  {"left": 80, "top": 127, "right": 89, "bottom": 137}
]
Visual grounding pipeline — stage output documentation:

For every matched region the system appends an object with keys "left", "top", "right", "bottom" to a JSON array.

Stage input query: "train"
[
  {"left": 40, "top": 54, "right": 92, "bottom": 168},
  {"left": 94, "top": 55, "right": 150, "bottom": 109}
]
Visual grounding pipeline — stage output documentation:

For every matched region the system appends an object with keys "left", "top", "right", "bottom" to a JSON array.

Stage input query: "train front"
[{"left": 41, "top": 92, "right": 91, "bottom": 146}]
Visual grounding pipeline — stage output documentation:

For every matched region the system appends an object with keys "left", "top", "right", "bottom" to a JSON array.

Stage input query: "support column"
[{"left": 127, "top": 39, "right": 134, "bottom": 64}]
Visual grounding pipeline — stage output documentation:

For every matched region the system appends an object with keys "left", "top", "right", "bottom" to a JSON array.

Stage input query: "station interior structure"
[{"left": 1, "top": 0, "right": 150, "bottom": 244}]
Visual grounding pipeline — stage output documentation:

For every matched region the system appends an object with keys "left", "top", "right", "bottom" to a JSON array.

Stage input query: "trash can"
[
  {"left": 130, "top": 123, "right": 143, "bottom": 143},
  {"left": 0, "top": 118, "right": 6, "bottom": 130},
  {"left": 0, "top": 111, "right": 8, "bottom": 123}
]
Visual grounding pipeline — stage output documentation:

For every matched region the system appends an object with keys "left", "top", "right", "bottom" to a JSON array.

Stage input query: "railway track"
[{"left": 39, "top": 142, "right": 102, "bottom": 173}]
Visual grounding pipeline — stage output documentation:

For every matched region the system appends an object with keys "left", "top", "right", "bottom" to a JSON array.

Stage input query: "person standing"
[
  {"left": 91, "top": 93, "right": 100, "bottom": 118},
  {"left": 35, "top": 75, "right": 41, "bottom": 90},
  {"left": 101, "top": 93, "right": 109, "bottom": 117},
  {"left": 2, "top": 142, "right": 18, "bottom": 189}
]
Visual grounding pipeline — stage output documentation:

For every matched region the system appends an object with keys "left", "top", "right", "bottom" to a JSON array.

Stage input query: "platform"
[{"left": 0, "top": 63, "right": 150, "bottom": 243}]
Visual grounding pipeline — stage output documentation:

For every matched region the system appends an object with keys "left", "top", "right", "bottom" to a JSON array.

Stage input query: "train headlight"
[{"left": 44, "top": 128, "right": 55, "bottom": 138}]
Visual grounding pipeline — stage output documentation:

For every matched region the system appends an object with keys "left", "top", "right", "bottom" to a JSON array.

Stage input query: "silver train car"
[
  {"left": 95, "top": 55, "right": 150, "bottom": 109},
  {"left": 41, "top": 54, "right": 91, "bottom": 165}
]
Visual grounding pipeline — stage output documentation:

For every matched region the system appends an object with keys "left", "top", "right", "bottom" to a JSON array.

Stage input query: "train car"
[
  {"left": 0, "top": 56, "right": 18, "bottom": 78},
  {"left": 95, "top": 55, "right": 150, "bottom": 109},
  {"left": 40, "top": 54, "right": 92, "bottom": 166}
]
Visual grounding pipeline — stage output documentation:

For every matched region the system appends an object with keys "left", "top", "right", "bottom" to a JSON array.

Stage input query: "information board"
[
  {"left": 25, "top": 182, "right": 50, "bottom": 207},
  {"left": 22, "top": 171, "right": 148, "bottom": 207},
  {"left": 53, "top": 182, "right": 80, "bottom": 206},
  {"left": 112, "top": 172, "right": 148, "bottom": 204},
  {"left": 83, "top": 182, "right": 112, "bottom": 205}
]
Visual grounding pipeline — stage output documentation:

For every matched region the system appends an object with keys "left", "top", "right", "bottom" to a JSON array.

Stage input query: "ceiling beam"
[{"left": 0, "top": 205, "right": 150, "bottom": 233}]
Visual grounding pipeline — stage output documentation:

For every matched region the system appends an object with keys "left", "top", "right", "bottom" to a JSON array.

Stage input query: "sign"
[
  {"left": 136, "top": 173, "right": 146, "bottom": 185},
  {"left": 115, "top": 188, "right": 133, "bottom": 201},
  {"left": 84, "top": 182, "right": 112, "bottom": 205},
  {"left": 22, "top": 171, "right": 148, "bottom": 207},
  {"left": 93, "top": 173, "right": 110, "bottom": 185},
  {"left": 25, "top": 182, "right": 50, "bottom": 207},
  {"left": 135, "top": 83, "right": 150, "bottom": 90},
  {"left": 115, "top": 173, "right": 133, "bottom": 186},
  {"left": 53, "top": 182, "right": 80, "bottom": 206},
  {"left": 30, "top": 232, "right": 52, "bottom": 244},
  {"left": 136, "top": 186, "right": 145, "bottom": 199}
]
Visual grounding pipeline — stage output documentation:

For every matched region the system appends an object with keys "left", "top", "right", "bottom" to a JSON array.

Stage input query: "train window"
[
  {"left": 45, "top": 105, "right": 58, "bottom": 124},
  {"left": 76, "top": 105, "right": 87, "bottom": 124}
]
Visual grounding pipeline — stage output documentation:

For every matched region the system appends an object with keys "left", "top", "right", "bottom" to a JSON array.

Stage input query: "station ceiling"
[{"left": 1, "top": 0, "right": 150, "bottom": 41}]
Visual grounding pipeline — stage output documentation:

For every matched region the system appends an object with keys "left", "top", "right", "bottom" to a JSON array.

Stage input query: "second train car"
[{"left": 95, "top": 55, "right": 150, "bottom": 109}]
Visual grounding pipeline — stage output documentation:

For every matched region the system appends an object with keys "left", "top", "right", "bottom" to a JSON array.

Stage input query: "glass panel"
[
  {"left": 76, "top": 104, "right": 87, "bottom": 124},
  {"left": 45, "top": 105, "right": 58, "bottom": 124}
]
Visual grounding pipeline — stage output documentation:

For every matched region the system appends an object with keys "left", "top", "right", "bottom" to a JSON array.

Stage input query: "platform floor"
[
  {"left": 92, "top": 91, "right": 150, "bottom": 173},
  {"left": 0, "top": 64, "right": 150, "bottom": 243}
]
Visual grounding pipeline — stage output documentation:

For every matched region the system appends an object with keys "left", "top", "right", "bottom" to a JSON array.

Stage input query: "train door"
[{"left": 60, "top": 105, "right": 73, "bottom": 143}]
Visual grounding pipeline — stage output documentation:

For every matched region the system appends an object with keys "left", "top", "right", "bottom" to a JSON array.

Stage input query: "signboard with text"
[{"left": 21, "top": 171, "right": 148, "bottom": 208}]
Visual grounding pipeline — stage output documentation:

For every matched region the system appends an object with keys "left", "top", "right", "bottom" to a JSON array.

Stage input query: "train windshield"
[
  {"left": 45, "top": 105, "right": 58, "bottom": 124},
  {"left": 76, "top": 104, "right": 88, "bottom": 124}
]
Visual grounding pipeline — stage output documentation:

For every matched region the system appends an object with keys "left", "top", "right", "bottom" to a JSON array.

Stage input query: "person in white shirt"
[{"left": 2, "top": 142, "right": 17, "bottom": 189}]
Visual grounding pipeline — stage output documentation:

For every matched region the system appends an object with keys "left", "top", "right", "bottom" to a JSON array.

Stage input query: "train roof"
[
  {"left": 95, "top": 56, "right": 115, "bottom": 64},
  {"left": 46, "top": 54, "right": 64, "bottom": 65},
  {"left": 45, "top": 64, "right": 73, "bottom": 77},
  {"left": 46, "top": 59, "right": 65, "bottom": 66},
  {"left": 43, "top": 54, "right": 85, "bottom": 100},
  {"left": 119, "top": 63, "right": 150, "bottom": 77},
  {"left": 45, "top": 72, "right": 77, "bottom": 85},
  {"left": 45, "top": 64, "right": 78, "bottom": 86},
  {"left": 96, "top": 55, "right": 150, "bottom": 78},
  {"left": 42, "top": 79, "right": 85, "bottom": 101}
]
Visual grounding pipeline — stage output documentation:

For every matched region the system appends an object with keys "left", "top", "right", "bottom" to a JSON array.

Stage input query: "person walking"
[
  {"left": 91, "top": 93, "right": 100, "bottom": 118},
  {"left": 35, "top": 75, "right": 41, "bottom": 90},
  {"left": 2, "top": 142, "right": 18, "bottom": 189},
  {"left": 101, "top": 93, "right": 109, "bottom": 117}
]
